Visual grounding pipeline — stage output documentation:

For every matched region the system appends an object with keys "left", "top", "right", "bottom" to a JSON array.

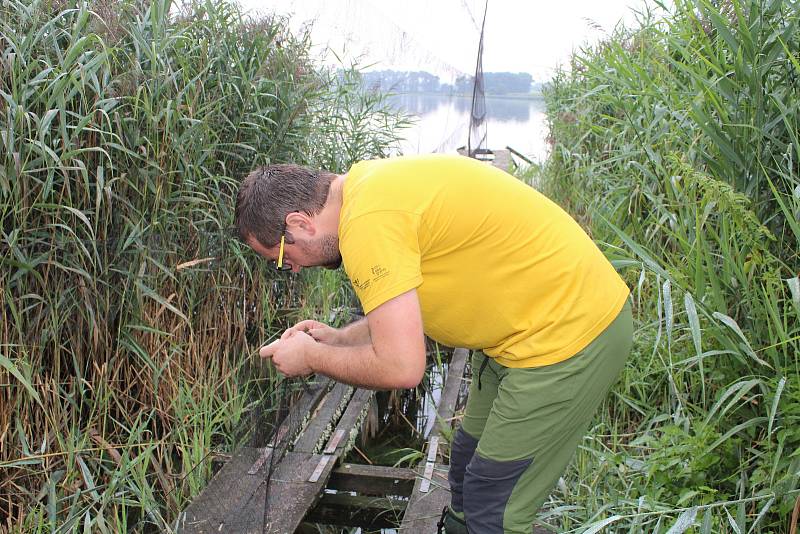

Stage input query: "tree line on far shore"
[{"left": 360, "top": 70, "right": 543, "bottom": 95}]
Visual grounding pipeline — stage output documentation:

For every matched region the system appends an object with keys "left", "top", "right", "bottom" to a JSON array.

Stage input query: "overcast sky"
[{"left": 237, "top": 0, "right": 661, "bottom": 81}]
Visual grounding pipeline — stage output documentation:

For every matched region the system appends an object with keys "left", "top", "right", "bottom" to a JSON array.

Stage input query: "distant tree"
[
  {"left": 454, "top": 75, "right": 473, "bottom": 94},
  {"left": 417, "top": 71, "right": 439, "bottom": 92},
  {"left": 359, "top": 70, "right": 535, "bottom": 95},
  {"left": 484, "top": 72, "right": 532, "bottom": 94}
]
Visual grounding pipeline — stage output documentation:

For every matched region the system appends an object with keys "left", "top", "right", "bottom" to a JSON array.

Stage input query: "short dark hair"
[{"left": 235, "top": 163, "right": 335, "bottom": 248}]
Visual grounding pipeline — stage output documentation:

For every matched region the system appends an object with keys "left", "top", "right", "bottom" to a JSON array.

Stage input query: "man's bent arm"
[
  {"left": 287, "top": 317, "right": 370, "bottom": 346},
  {"left": 337, "top": 317, "right": 371, "bottom": 345},
  {"left": 307, "top": 290, "right": 426, "bottom": 389}
]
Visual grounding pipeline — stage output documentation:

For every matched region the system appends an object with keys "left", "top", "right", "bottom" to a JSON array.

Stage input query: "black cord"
[
  {"left": 262, "top": 378, "right": 289, "bottom": 532},
  {"left": 127, "top": 352, "right": 290, "bottom": 532}
]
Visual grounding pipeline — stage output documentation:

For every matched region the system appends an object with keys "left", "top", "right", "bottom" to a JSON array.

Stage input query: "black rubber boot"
[{"left": 437, "top": 506, "right": 468, "bottom": 534}]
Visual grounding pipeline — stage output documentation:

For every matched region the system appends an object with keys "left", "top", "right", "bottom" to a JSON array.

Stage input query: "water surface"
[{"left": 387, "top": 93, "right": 549, "bottom": 163}]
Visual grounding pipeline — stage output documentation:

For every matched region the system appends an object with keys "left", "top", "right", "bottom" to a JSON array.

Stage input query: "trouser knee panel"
[
  {"left": 463, "top": 452, "right": 533, "bottom": 534},
  {"left": 448, "top": 427, "right": 479, "bottom": 513}
]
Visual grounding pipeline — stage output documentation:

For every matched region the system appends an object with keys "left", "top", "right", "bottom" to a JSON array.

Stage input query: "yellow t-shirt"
[{"left": 338, "top": 154, "right": 629, "bottom": 368}]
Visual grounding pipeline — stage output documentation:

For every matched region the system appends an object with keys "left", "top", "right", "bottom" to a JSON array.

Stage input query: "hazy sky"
[{"left": 237, "top": 0, "right": 658, "bottom": 81}]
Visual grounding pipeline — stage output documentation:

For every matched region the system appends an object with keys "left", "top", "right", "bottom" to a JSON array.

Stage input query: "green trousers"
[{"left": 447, "top": 300, "right": 633, "bottom": 533}]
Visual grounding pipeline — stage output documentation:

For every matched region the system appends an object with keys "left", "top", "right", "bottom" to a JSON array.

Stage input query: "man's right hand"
[{"left": 281, "top": 320, "right": 341, "bottom": 345}]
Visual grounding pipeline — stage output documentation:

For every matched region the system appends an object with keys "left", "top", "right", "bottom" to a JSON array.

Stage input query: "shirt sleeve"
[{"left": 339, "top": 211, "right": 423, "bottom": 314}]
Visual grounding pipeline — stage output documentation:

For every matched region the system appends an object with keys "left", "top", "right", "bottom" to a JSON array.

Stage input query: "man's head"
[{"left": 235, "top": 163, "right": 343, "bottom": 272}]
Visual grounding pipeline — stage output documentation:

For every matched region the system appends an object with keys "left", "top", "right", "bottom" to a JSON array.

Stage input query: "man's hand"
[
  {"left": 261, "top": 290, "right": 423, "bottom": 389},
  {"left": 260, "top": 331, "right": 316, "bottom": 377},
  {"left": 281, "top": 320, "right": 341, "bottom": 345}
]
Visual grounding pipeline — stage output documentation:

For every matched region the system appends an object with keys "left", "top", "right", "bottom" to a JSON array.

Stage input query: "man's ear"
[{"left": 285, "top": 211, "right": 315, "bottom": 238}]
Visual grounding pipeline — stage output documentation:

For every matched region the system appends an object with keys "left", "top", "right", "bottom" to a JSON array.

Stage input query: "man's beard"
[{"left": 318, "top": 234, "right": 342, "bottom": 270}]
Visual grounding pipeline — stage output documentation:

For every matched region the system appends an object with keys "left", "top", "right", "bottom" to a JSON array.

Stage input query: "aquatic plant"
[
  {"left": 0, "top": 0, "right": 406, "bottom": 530},
  {"left": 538, "top": 0, "right": 799, "bottom": 531}
]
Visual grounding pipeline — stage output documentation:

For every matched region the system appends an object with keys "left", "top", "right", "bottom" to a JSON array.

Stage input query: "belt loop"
[{"left": 477, "top": 354, "right": 490, "bottom": 391}]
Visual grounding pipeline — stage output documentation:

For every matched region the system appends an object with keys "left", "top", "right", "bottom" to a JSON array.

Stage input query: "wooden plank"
[
  {"left": 247, "top": 425, "right": 290, "bottom": 475},
  {"left": 506, "top": 145, "right": 533, "bottom": 165},
  {"left": 305, "top": 492, "right": 406, "bottom": 529},
  {"left": 327, "top": 463, "right": 416, "bottom": 496},
  {"left": 419, "top": 436, "right": 440, "bottom": 493},
  {"left": 293, "top": 382, "right": 354, "bottom": 453},
  {"left": 176, "top": 445, "right": 263, "bottom": 533},
  {"left": 258, "top": 388, "right": 375, "bottom": 533},
  {"left": 400, "top": 348, "right": 469, "bottom": 532},
  {"left": 179, "top": 385, "right": 375, "bottom": 533},
  {"left": 429, "top": 348, "right": 469, "bottom": 443},
  {"left": 491, "top": 149, "right": 513, "bottom": 171},
  {"left": 181, "top": 349, "right": 465, "bottom": 533},
  {"left": 455, "top": 147, "right": 513, "bottom": 171},
  {"left": 325, "top": 388, "right": 375, "bottom": 455},
  {"left": 253, "top": 451, "right": 338, "bottom": 534},
  {"left": 179, "top": 451, "right": 337, "bottom": 534},
  {"left": 178, "top": 378, "right": 333, "bottom": 533},
  {"left": 398, "top": 463, "right": 450, "bottom": 532}
]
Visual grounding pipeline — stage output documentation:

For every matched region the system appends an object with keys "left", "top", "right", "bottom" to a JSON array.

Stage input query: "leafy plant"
[
  {"left": 0, "top": 0, "right": 407, "bottom": 530},
  {"left": 537, "top": 0, "right": 800, "bottom": 531}
]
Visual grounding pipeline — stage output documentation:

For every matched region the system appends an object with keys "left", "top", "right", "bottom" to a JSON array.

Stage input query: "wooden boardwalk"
[
  {"left": 399, "top": 348, "right": 469, "bottom": 531},
  {"left": 177, "top": 349, "right": 469, "bottom": 533},
  {"left": 456, "top": 146, "right": 531, "bottom": 172}
]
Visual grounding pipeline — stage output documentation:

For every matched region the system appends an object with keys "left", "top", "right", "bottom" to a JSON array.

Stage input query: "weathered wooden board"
[
  {"left": 181, "top": 348, "right": 478, "bottom": 533},
  {"left": 398, "top": 462, "right": 450, "bottom": 533},
  {"left": 176, "top": 445, "right": 264, "bottom": 533},
  {"left": 178, "top": 450, "right": 342, "bottom": 534},
  {"left": 305, "top": 492, "right": 407, "bottom": 529},
  {"left": 456, "top": 147, "right": 514, "bottom": 171},
  {"left": 491, "top": 149, "right": 513, "bottom": 171},
  {"left": 293, "top": 382, "right": 354, "bottom": 453},
  {"left": 259, "top": 388, "right": 376, "bottom": 532},
  {"left": 399, "top": 348, "right": 469, "bottom": 531},
  {"left": 178, "top": 378, "right": 332, "bottom": 533},
  {"left": 325, "top": 387, "right": 375, "bottom": 455},
  {"left": 428, "top": 347, "right": 469, "bottom": 443},
  {"left": 245, "top": 451, "right": 339, "bottom": 534},
  {"left": 178, "top": 379, "right": 375, "bottom": 534},
  {"left": 327, "top": 463, "right": 416, "bottom": 496}
]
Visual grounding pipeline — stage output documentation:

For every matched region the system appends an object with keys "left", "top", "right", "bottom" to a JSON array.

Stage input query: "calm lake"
[{"left": 386, "top": 93, "right": 550, "bottom": 163}]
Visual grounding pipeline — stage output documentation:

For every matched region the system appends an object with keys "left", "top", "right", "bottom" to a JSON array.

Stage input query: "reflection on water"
[
  {"left": 387, "top": 93, "right": 549, "bottom": 162},
  {"left": 396, "top": 93, "right": 533, "bottom": 121}
]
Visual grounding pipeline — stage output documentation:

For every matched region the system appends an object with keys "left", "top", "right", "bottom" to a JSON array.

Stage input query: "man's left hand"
[{"left": 259, "top": 331, "right": 316, "bottom": 377}]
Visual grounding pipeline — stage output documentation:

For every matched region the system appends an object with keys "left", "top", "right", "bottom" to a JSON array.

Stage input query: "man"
[{"left": 234, "top": 154, "right": 633, "bottom": 533}]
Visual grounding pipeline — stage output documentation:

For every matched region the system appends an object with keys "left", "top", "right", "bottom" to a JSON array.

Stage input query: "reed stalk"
[
  {"left": 0, "top": 0, "right": 406, "bottom": 530},
  {"left": 537, "top": 0, "right": 799, "bottom": 531}
]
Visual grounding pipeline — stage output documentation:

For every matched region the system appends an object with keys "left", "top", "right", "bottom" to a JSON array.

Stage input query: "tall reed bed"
[
  {"left": 537, "top": 0, "right": 799, "bottom": 531},
  {"left": 0, "top": 0, "right": 405, "bottom": 530}
]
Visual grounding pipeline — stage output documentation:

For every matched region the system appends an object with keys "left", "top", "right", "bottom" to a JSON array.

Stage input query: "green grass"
[
  {"left": 531, "top": 0, "right": 800, "bottom": 531},
  {"left": 6, "top": 0, "right": 798, "bottom": 531},
  {"left": 0, "top": 0, "right": 406, "bottom": 531}
]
